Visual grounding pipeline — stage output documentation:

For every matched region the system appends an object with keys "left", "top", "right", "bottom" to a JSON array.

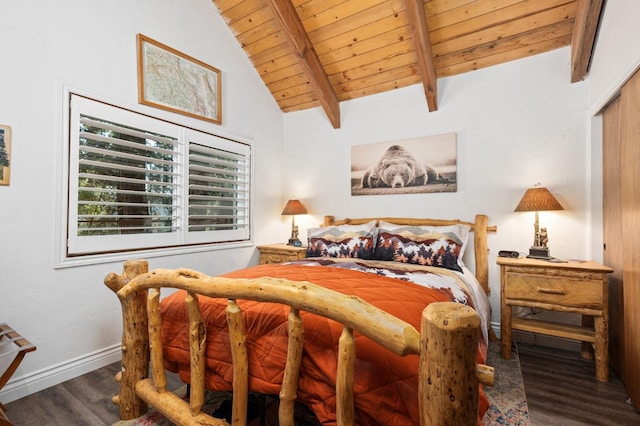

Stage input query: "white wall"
[
  {"left": 586, "top": 0, "right": 640, "bottom": 259},
  {"left": 283, "top": 47, "right": 590, "bottom": 329},
  {"left": 588, "top": 0, "right": 640, "bottom": 112},
  {"left": 0, "top": 0, "right": 285, "bottom": 403}
]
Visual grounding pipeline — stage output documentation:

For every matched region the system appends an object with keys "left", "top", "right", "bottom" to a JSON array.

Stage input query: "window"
[{"left": 60, "top": 93, "right": 251, "bottom": 263}]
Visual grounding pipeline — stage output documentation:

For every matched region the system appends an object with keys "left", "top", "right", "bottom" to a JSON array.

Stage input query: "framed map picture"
[
  {"left": 0, "top": 124, "right": 11, "bottom": 186},
  {"left": 137, "top": 34, "right": 222, "bottom": 125}
]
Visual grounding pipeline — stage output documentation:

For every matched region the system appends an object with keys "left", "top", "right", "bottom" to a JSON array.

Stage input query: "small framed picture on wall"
[{"left": 0, "top": 124, "right": 11, "bottom": 186}]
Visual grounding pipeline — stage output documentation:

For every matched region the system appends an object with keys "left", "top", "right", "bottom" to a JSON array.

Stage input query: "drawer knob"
[{"left": 537, "top": 287, "right": 566, "bottom": 295}]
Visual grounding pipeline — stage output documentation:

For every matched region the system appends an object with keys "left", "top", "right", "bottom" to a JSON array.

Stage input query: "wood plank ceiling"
[{"left": 211, "top": 0, "right": 603, "bottom": 128}]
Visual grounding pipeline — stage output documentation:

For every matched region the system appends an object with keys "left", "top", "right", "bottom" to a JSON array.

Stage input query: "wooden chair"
[{"left": 0, "top": 324, "right": 36, "bottom": 426}]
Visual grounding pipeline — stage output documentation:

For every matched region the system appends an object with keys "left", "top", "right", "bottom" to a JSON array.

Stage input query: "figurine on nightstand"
[
  {"left": 291, "top": 224, "right": 302, "bottom": 247},
  {"left": 288, "top": 223, "right": 302, "bottom": 247},
  {"left": 539, "top": 228, "right": 548, "bottom": 247}
]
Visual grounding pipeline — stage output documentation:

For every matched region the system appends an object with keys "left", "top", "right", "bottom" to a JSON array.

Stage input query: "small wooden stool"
[{"left": 0, "top": 324, "right": 36, "bottom": 426}]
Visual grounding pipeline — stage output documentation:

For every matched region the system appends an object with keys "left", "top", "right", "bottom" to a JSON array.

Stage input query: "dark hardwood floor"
[
  {"left": 1, "top": 365, "right": 183, "bottom": 426},
  {"left": 3, "top": 342, "right": 639, "bottom": 425},
  {"left": 517, "top": 342, "right": 640, "bottom": 426}
]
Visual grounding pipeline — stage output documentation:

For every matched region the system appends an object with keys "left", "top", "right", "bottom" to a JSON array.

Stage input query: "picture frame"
[
  {"left": 0, "top": 124, "right": 11, "bottom": 186},
  {"left": 137, "top": 34, "right": 222, "bottom": 125},
  {"left": 351, "top": 133, "right": 457, "bottom": 196}
]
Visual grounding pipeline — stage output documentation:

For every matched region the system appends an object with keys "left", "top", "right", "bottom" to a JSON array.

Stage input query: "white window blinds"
[
  {"left": 77, "top": 116, "right": 179, "bottom": 236},
  {"left": 188, "top": 143, "right": 249, "bottom": 232},
  {"left": 66, "top": 94, "right": 251, "bottom": 257}
]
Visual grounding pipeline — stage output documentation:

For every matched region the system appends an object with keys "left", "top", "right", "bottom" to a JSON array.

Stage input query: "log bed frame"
[{"left": 105, "top": 214, "right": 497, "bottom": 425}]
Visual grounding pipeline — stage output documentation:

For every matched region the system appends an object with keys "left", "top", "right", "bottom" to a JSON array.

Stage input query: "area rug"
[
  {"left": 113, "top": 341, "right": 528, "bottom": 426},
  {"left": 483, "top": 341, "right": 530, "bottom": 425}
]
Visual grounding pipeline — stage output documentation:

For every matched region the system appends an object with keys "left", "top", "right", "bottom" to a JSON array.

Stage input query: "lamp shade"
[
  {"left": 514, "top": 187, "right": 564, "bottom": 212},
  {"left": 281, "top": 199, "right": 308, "bottom": 215}
]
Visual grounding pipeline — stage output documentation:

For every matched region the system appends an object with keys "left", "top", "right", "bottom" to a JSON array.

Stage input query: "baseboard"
[
  {"left": 491, "top": 322, "right": 501, "bottom": 339},
  {"left": 0, "top": 344, "right": 121, "bottom": 404}
]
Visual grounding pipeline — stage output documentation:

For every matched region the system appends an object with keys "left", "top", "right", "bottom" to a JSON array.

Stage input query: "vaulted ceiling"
[{"left": 211, "top": 0, "right": 603, "bottom": 128}]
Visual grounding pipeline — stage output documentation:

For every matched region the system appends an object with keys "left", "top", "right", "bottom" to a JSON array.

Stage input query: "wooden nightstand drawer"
[
  {"left": 504, "top": 272, "right": 603, "bottom": 309},
  {"left": 261, "top": 252, "right": 297, "bottom": 264},
  {"left": 257, "top": 244, "right": 307, "bottom": 265}
]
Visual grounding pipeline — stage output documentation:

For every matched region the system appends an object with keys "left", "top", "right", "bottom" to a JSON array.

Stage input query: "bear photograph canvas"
[{"left": 351, "top": 133, "right": 457, "bottom": 196}]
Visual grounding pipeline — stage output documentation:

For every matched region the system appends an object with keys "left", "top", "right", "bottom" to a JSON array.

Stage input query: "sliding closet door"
[
  {"left": 602, "top": 96, "right": 624, "bottom": 377},
  {"left": 619, "top": 69, "right": 640, "bottom": 409}
]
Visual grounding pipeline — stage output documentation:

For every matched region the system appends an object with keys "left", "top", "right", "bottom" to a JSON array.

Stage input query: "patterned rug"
[
  {"left": 113, "top": 341, "right": 528, "bottom": 426},
  {"left": 483, "top": 341, "right": 530, "bottom": 425}
]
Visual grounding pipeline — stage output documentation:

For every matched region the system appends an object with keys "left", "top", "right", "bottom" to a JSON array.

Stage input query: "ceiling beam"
[
  {"left": 402, "top": 0, "right": 438, "bottom": 112},
  {"left": 570, "top": 0, "right": 604, "bottom": 83},
  {"left": 265, "top": 0, "right": 341, "bottom": 128}
]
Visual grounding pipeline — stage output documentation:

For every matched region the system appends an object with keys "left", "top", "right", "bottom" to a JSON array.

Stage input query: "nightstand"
[
  {"left": 257, "top": 244, "right": 307, "bottom": 265},
  {"left": 497, "top": 257, "right": 613, "bottom": 382}
]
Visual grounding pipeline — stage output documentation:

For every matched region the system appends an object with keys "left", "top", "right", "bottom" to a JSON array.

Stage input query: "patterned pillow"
[
  {"left": 306, "top": 220, "right": 377, "bottom": 259},
  {"left": 373, "top": 221, "right": 470, "bottom": 272}
]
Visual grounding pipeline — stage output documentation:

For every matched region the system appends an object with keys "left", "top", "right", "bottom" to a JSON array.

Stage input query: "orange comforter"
[{"left": 160, "top": 262, "right": 489, "bottom": 425}]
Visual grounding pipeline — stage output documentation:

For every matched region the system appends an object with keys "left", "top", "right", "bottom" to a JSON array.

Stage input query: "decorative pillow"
[
  {"left": 373, "top": 221, "right": 470, "bottom": 272},
  {"left": 306, "top": 220, "right": 377, "bottom": 259}
]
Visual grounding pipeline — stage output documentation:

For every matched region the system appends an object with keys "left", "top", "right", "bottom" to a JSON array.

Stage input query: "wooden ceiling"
[{"left": 211, "top": 0, "right": 603, "bottom": 128}]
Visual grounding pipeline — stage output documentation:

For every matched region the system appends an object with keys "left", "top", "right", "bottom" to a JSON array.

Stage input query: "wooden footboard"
[{"left": 105, "top": 260, "right": 494, "bottom": 426}]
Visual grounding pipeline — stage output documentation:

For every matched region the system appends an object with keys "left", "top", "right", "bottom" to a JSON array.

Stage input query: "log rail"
[{"left": 105, "top": 260, "right": 494, "bottom": 425}]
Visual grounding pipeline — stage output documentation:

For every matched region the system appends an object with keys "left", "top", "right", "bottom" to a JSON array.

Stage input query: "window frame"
[{"left": 55, "top": 90, "right": 253, "bottom": 268}]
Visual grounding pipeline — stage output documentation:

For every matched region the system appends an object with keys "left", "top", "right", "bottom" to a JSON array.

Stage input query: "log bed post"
[
  {"left": 420, "top": 302, "right": 481, "bottom": 425},
  {"left": 104, "top": 259, "right": 150, "bottom": 420},
  {"left": 473, "top": 214, "right": 490, "bottom": 293}
]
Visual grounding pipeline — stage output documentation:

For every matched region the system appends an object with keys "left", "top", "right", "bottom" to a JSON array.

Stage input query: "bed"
[{"left": 105, "top": 214, "right": 496, "bottom": 425}]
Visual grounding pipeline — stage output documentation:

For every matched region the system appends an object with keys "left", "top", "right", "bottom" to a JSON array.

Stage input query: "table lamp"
[
  {"left": 281, "top": 199, "right": 307, "bottom": 246},
  {"left": 514, "top": 186, "right": 564, "bottom": 259}
]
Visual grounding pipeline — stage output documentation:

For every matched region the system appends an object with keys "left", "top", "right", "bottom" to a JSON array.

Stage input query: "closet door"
[
  {"left": 619, "top": 68, "right": 640, "bottom": 409},
  {"left": 602, "top": 96, "right": 624, "bottom": 377}
]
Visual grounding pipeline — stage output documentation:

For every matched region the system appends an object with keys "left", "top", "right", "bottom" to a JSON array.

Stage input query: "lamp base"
[
  {"left": 527, "top": 246, "right": 551, "bottom": 260},
  {"left": 287, "top": 238, "right": 302, "bottom": 247}
]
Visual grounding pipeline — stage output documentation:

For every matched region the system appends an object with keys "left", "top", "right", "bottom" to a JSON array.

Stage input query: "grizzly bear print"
[{"left": 361, "top": 144, "right": 440, "bottom": 188}]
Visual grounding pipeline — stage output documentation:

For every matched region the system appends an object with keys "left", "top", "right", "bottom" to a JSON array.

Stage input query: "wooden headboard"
[{"left": 323, "top": 214, "right": 497, "bottom": 294}]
